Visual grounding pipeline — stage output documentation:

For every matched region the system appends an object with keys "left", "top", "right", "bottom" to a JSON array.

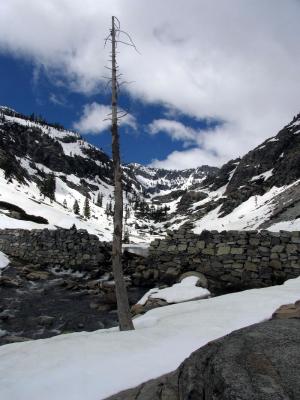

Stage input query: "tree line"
[{"left": 38, "top": 173, "right": 169, "bottom": 223}]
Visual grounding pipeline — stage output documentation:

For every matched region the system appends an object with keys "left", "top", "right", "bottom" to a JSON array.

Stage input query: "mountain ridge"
[{"left": 1, "top": 105, "right": 300, "bottom": 240}]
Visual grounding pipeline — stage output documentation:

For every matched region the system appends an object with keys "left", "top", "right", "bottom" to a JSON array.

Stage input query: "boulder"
[
  {"left": 106, "top": 318, "right": 300, "bottom": 400},
  {"left": 4, "top": 335, "right": 31, "bottom": 344},
  {"left": 272, "top": 301, "right": 300, "bottom": 319},
  {"left": 179, "top": 271, "right": 208, "bottom": 288},
  {"left": 26, "top": 271, "right": 50, "bottom": 280},
  {"left": 36, "top": 315, "right": 55, "bottom": 327},
  {"left": 0, "top": 310, "right": 15, "bottom": 321},
  {"left": 0, "top": 276, "right": 21, "bottom": 288},
  {"left": 131, "top": 298, "right": 168, "bottom": 316}
]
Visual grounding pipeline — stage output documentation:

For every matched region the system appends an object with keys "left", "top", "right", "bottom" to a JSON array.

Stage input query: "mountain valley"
[{"left": 1, "top": 106, "right": 300, "bottom": 241}]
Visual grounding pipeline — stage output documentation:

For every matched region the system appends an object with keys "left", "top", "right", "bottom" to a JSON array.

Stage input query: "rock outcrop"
[{"left": 200, "top": 113, "right": 300, "bottom": 222}]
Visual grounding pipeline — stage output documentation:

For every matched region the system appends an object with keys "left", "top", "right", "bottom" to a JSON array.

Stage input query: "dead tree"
[{"left": 104, "top": 16, "right": 138, "bottom": 331}]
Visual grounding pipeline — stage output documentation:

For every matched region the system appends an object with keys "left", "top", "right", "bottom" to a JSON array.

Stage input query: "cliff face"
[{"left": 219, "top": 113, "right": 300, "bottom": 216}]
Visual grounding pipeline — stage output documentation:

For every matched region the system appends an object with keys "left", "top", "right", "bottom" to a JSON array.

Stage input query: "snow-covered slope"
[
  {"left": 0, "top": 169, "right": 114, "bottom": 239},
  {"left": 0, "top": 107, "right": 158, "bottom": 242},
  {"left": 125, "top": 163, "right": 218, "bottom": 192},
  {"left": 172, "top": 112, "right": 300, "bottom": 233},
  {"left": 0, "top": 106, "right": 218, "bottom": 240},
  {"left": 0, "top": 276, "right": 299, "bottom": 400},
  {"left": 1, "top": 106, "right": 300, "bottom": 239},
  {"left": 126, "top": 112, "right": 300, "bottom": 234}
]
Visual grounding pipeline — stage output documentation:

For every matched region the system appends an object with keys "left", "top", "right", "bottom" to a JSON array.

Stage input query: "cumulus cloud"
[
  {"left": 1, "top": 0, "right": 300, "bottom": 167},
  {"left": 148, "top": 119, "right": 197, "bottom": 143},
  {"left": 74, "top": 102, "right": 136, "bottom": 134},
  {"left": 151, "top": 147, "right": 227, "bottom": 170},
  {"left": 148, "top": 119, "right": 233, "bottom": 168}
]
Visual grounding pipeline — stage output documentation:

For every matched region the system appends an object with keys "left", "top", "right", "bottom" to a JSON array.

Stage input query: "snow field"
[
  {"left": 0, "top": 166, "right": 157, "bottom": 242},
  {"left": 193, "top": 180, "right": 300, "bottom": 233},
  {"left": 0, "top": 171, "right": 112, "bottom": 240},
  {"left": 0, "top": 277, "right": 299, "bottom": 400}
]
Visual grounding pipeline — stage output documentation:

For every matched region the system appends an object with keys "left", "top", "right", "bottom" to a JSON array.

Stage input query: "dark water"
[{"left": 0, "top": 260, "right": 146, "bottom": 346}]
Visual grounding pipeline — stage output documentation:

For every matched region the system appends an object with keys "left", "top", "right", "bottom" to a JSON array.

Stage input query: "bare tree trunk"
[{"left": 110, "top": 16, "right": 134, "bottom": 331}]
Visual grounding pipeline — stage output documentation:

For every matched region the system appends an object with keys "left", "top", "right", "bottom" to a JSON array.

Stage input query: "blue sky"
[
  {"left": 0, "top": 52, "right": 217, "bottom": 166},
  {"left": 0, "top": 1, "right": 299, "bottom": 169}
]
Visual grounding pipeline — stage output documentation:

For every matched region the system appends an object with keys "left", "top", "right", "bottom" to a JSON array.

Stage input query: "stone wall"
[
  {"left": 132, "top": 225, "right": 300, "bottom": 292},
  {"left": 0, "top": 227, "right": 111, "bottom": 271},
  {"left": 2, "top": 226, "right": 300, "bottom": 292}
]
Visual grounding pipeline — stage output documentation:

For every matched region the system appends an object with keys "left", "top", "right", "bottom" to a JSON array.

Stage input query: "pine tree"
[
  {"left": 83, "top": 196, "right": 91, "bottom": 219},
  {"left": 4, "top": 158, "right": 15, "bottom": 182},
  {"left": 123, "top": 229, "right": 130, "bottom": 244},
  {"left": 108, "top": 201, "right": 113, "bottom": 216},
  {"left": 96, "top": 192, "right": 103, "bottom": 207},
  {"left": 134, "top": 196, "right": 140, "bottom": 211},
  {"left": 150, "top": 202, "right": 155, "bottom": 218},
  {"left": 105, "top": 202, "right": 109, "bottom": 216},
  {"left": 125, "top": 204, "right": 130, "bottom": 221},
  {"left": 40, "top": 173, "right": 56, "bottom": 201},
  {"left": 104, "top": 201, "right": 114, "bottom": 217},
  {"left": 63, "top": 199, "right": 67, "bottom": 208},
  {"left": 73, "top": 199, "right": 80, "bottom": 215},
  {"left": 48, "top": 173, "right": 56, "bottom": 201}
]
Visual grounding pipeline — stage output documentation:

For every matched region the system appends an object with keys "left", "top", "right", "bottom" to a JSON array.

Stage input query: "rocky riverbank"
[{"left": 0, "top": 256, "right": 145, "bottom": 345}]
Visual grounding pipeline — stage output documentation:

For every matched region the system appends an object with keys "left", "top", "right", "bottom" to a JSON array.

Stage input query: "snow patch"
[
  {"left": 250, "top": 169, "right": 273, "bottom": 182},
  {"left": 138, "top": 276, "right": 210, "bottom": 305},
  {"left": 0, "top": 251, "right": 9, "bottom": 271},
  {"left": 268, "top": 218, "right": 300, "bottom": 232}
]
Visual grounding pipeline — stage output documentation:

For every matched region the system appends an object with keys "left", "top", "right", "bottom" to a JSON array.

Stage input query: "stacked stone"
[
  {"left": 132, "top": 227, "right": 300, "bottom": 292},
  {"left": 0, "top": 228, "right": 111, "bottom": 271}
]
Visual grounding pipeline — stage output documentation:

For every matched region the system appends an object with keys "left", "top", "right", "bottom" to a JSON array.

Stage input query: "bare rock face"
[
  {"left": 106, "top": 318, "right": 300, "bottom": 400},
  {"left": 272, "top": 300, "right": 300, "bottom": 319}
]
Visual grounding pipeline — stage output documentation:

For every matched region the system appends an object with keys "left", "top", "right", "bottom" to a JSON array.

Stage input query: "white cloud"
[
  {"left": 1, "top": 0, "right": 300, "bottom": 167},
  {"left": 73, "top": 102, "right": 136, "bottom": 134},
  {"left": 148, "top": 119, "right": 233, "bottom": 168},
  {"left": 148, "top": 119, "right": 197, "bottom": 142},
  {"left": 150, "top": 147, "right": 228, "bottom": 169},
  {"left": 49, "top": 93, "right": 67, "bottom": 107}
]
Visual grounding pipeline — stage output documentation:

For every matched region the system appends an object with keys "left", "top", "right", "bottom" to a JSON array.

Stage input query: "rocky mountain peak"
[{"left": 1, "top": 106, "right": 300, "bottom": 238}]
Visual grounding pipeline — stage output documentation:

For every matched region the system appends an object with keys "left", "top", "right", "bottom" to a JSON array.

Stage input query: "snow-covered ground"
[
  {"left": 5, "top": 115, "right": 80, "bottom": 143},
  {"left": 193, "top": 181, "right": 300, "bottom": 233},
  {"left": 0, "top": 277, "right": 299, "bottom": 400},
  {"left": 138, "top": 276, "right": 210, "bottom": 305},
  {"left": 0, "top": 169, "right": 157, "bottom": 243},
  {"left": 269, "top": 219, "right": 300, "bottom": 231},
  {"left": 0, "top": 113, "right": 163, "bottom": 243},
  {"left": 0, "top": 171, "right": 112, "bottom": 240}
]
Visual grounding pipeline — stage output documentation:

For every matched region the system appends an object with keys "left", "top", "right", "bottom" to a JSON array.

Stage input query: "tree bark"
[{"left": 110, "top": 16, "right": 134, "bottom": 331}]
